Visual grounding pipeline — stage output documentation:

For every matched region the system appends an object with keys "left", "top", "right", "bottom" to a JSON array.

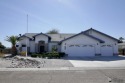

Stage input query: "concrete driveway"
[{"left": 68, "top": 56, "right": 125, "bottom": 67}]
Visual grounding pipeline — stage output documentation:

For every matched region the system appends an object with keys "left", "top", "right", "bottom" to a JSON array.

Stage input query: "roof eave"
[
  {"left": 90, "top": 28, "right": 119, "bottom": 42},
  {"left": 18, "top": 35, "right": 32, "bottom": 40},
  {"left": 33, "top": 32, "right": 51, "bottom": 39}
]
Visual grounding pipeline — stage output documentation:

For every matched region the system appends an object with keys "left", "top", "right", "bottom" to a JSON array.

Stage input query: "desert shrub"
[
  {"left": 37, "top": 54, "right": 43, "bottom": 58},
  {"left": 46, "top": 52, "right": 60, "bottom": 58},
  {"left": 119, "top": 48, "right": 125, "bottom": 55},
  {"left": 31, "top": 54, "right": 38, "bottom": 58},
  {"left": 41, "top": 53, "right": 47, "bottom": 58},
  {"left": 31, "top": 52, "right": 65, "bottom": 58},
  {"left": 20, "top": 51, "right": 26, "bottom": 56},
  {"left": 2, "top": 48, "right": 11, "bottom": 54},
  {"left": 0, "top": 53, "right": 4, "bottom": 58}
]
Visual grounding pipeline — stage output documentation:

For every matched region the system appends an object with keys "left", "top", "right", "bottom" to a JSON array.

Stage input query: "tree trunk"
[{"left": 11, "top": 45, "right": 17, "bottom": 56}]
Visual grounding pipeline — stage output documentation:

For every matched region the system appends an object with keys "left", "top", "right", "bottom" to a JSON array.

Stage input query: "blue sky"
[{"left": 0, "top": 0, "right": 125, "bottom": 47}]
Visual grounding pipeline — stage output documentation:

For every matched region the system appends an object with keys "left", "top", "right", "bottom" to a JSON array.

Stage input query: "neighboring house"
[
  {"left": 118, "top": 42, "right": 125, "bottom": 55},
  {"left": 16, "top": 28, "right": 120, "bottom": 57},
  {"left": 118, "top": 42, "right": 125, "bottom": 49}
]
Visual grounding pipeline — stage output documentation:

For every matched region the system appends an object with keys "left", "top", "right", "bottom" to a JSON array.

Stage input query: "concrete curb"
[{"left": 0, "top": 67, "right": 125, "bottom": 71}]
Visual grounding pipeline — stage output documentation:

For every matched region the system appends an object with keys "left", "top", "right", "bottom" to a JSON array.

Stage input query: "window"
[
  {"left": 107, "top": 45, "right": 112, "bottom": 47},
  {"left": 39, "top": 41, "right": 45, "bottom": 44},
  {"left": 82, "top": 45, "right": 87, "bottom": 47},
  {"left": 101, "top": 45, "right": 106, "bottom": 47},
  {"left": 89, "top": 45, "right": 94, "bottom": 47},
  {"left": 69, "top": 45, "right": 74, "bottom": 47},
  {"left": 16, "top": 45, "right": 19, "bottom": 47},
  {"left": 75, "top": 45, "right": 80, "bottom": 47},
  {"left": 22, "top": 45, "right": 26, "bottom": 47}
]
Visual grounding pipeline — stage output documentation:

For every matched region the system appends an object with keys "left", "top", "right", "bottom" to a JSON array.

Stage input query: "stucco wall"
[
  {"left": 35, "top": 35, "right": 48, "bottom": 43},
  {"left": 30, "top": 41, "right": 35, "bottom": 53},
  {"left": 88, "top": 30, "right": 118, "bottom": 54},
  {"left": 48, "top": 42, "right": 58, "bottom": 52},
  {"left": 16, "top": 37, "right": 30, "bottom": 52},
  {"left": 61, "top": 34, "right": 100, "bottom": 54},
  {"left": 34, "top": 35, "right": 49, "bottom": 52},
  {"left": 88, "top": 30, "right": 117, "bottom": 43},
  {"left": 19, "top": 37, "right": 30, "bottom": 47}
]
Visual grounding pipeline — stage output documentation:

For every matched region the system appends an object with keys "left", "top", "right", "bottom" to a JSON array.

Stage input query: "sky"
[{"left": 0, "top": 0, "right": 125, "bottom": 47}]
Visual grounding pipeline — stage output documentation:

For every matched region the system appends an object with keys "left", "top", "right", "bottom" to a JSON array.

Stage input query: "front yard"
[
  {"left": 1, "top": 55, "right": 125, "bottom": 68},
  {"left": 0, "top": 56, "right": 73, "bottom": 68}
]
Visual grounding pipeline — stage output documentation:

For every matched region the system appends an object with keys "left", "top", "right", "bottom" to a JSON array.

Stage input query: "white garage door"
[
  {"left": 66, "top": 44, "right": 95, "bottom": 57},
  {"left": 101, "top": 44, "right": 113, "bottom": 56}
]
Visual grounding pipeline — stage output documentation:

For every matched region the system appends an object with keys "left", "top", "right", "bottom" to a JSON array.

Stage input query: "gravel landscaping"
[{"left": 0, "top": 56, "right": 73, "bottom": 68}]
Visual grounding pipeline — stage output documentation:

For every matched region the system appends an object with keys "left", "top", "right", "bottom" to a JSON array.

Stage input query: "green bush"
[
  {"left": 59, "top": 52, "right": 65, "bottom": 57},
  {"left": 31, "top": 54, "right": 38, "bottom": 58},
  {"left": 53, "top": 52, "right": 60, "bottom": 58},
  {"left": 37, "top": 54, "right": 41, "bottom": 58},
  {"left": 31, "top": 52, "right": 65, "bottom": 58},
  {"left": 46, "top": 53, "right": 52, "bottom": 58}
]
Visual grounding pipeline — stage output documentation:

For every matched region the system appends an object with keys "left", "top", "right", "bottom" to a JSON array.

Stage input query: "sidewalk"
[{"left": 0, "top": 67, "right": 125, "bottom": 71}]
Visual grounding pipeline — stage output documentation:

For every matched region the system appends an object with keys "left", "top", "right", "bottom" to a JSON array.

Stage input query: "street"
[{"left": 0, "top": 69, "right": 125, "bottom": 83}]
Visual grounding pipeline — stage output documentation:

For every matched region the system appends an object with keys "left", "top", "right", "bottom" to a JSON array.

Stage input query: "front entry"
[
  {"left": 40, "top": 46, "right": 45, "bottom": 53},
  {"left": 38, "top": 40, "right": 45, "bottom": 53}
]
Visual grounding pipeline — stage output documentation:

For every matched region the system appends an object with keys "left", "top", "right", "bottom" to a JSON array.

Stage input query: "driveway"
[{"left": 68, "top": 56, "right": 125, "bottom": 67}]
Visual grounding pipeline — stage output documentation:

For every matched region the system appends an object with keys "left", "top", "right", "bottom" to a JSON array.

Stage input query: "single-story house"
[
  {"left": 118, "top": 42, "right": 125, "bottom": 55},
  {"left": 16, "top": 28, "right": 120, "bottom": 57},
  {"left": 118, "top": 42, "right": 125, "bottom": 49}
]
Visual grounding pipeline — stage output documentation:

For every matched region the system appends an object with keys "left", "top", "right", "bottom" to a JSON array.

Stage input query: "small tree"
[
  {"left": 6, "top": 36, "right": 19, "bottom": 56},
  {"left": 47, "top": 29, "right": 59, "bottom": 34},
  {"left": 0, "top": 42, "right": 5, "bottom": 53},
  {"left": 119, "top": 37, "right": 124, "bottom": 42},
  {"left": 52, "top": 47, "right": 57, "bottom": 52},
  {"left": 0, "top": 42, "right": 5, "bottom": 49}
]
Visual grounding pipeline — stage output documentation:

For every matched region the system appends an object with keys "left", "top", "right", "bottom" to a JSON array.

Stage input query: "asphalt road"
[{"left": 0, "top": 69, "right": 125, "bottom": 83}]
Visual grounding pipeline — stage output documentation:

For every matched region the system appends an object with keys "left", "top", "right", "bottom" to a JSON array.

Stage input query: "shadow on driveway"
[{"left": 62, "top": 56, "right": 125, "bottom": 62}]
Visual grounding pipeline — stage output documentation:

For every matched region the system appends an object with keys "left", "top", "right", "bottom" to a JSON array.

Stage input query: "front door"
[{"left": 40, "top": 46, "right": 44, "bottom": 53}]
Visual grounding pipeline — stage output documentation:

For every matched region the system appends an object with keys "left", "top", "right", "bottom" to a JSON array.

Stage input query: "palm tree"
[{"left": 6, "top": 36, "right": 19, "bottom": 56}]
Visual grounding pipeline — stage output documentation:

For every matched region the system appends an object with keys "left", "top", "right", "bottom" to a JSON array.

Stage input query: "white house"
[
  {"left": 16, "top": 28, "right": 120, "bottom": 57},
  {"left": 118, "top": 42, "right": 125, "bottom": 49}
]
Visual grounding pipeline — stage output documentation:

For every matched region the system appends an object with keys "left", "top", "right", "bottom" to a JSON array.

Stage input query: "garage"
[
  {"left": 66, "top": 44, "right": 95, "bottom": 57},
  {"left": 59, "top": 29, "right": 119, "bottom": 57},
  {"left": 101, "top": 44, "right": 113, "bottom": 56}
]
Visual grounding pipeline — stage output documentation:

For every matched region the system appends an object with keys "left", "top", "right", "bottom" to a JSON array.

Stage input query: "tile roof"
[{"left": 22, "top": 33, "right": 76, "bottom": 41}]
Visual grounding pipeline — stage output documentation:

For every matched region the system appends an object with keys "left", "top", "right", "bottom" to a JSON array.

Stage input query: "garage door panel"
[
  {"left": 66, "top": 44, "right": 95, "bottom": 57},
  {"left": 101, "top": 44, "right": 113, "bottom": 56}
]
